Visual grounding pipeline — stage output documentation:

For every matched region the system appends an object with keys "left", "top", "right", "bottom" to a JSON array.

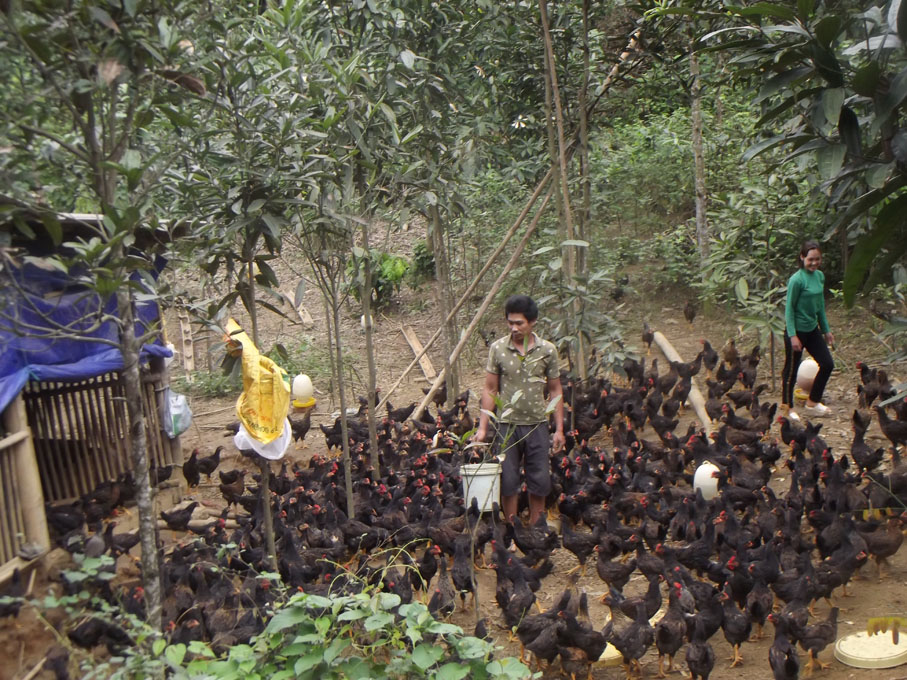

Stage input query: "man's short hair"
[{"left": 504, "top": 294, "right": 538, "bottom": 322}]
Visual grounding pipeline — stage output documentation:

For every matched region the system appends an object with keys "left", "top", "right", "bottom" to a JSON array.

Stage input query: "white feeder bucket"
[
  {"left": 796, "top": 358, "right": 819, "bottom": 392},
  {"left": 693, "top": 461, "right": 720, "bottom": 501},
  {"left": 460, "top": 462, "right": 502, "bottom": 513}
]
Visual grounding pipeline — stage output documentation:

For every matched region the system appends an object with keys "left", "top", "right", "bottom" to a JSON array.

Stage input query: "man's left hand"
[{"left": 552, "top": 430, "right": 565, "bottom": 453}]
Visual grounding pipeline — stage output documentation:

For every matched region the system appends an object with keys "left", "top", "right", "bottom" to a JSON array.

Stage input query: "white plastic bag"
[
  {"left": 233, "top": 418, "right": 292, "bottom": 460},
  {"left": 163, "top": 387, "right": 193, "bottom": 438}
]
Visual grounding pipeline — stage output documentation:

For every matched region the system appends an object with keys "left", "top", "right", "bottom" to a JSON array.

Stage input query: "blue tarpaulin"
[{"left": 0, "top": 258, "right": 172, "bottom": 414}]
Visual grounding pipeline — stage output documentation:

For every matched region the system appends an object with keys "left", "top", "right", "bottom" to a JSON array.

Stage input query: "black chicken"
[
  {"left": 196, "top": 446, "right": 223, "bottom": 481},
  {"left": 160, "top": 501, "right": 199, "bottom": 532},
  {"left": 796, "top": 606, "right": 838, "bottom": 676},
  {"left": 182, "top": 449, "right": 200, "bottom": 488},
  {"left": 290, "top": 411, "right": 312, "bottom": 447},
  {"left": 686, "top": 617, "right": 716, "bottom": 680},
  {"left": 427, "top": 557, "right": 456, "bottom": 619},
  {"left": 609, "top": 601, "right": 654, "bottom": 680},
  {"left": 0, "top": 568, "right": 25, "bottom": 618},
  {"left": 768, "top": 614, "right": 800, "bottom": 680}
]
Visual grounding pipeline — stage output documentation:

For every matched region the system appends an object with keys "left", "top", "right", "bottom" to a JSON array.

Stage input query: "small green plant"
[
  {"left": 346, "top": 248, "right": 410, "bottom": 308},
  {"left": 407, "top": 239, "right": 436, "bottom": 288},
  {"left": 266, "top": 336, "right": 353, "bottom": 385},
  {"left": 173, "top": 369, "right": 242, "bottom": 398}
]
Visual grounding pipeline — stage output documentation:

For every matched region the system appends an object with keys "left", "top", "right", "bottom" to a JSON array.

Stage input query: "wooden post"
[{"left": 3, "top": 394, "right": 50, "bottom": 553}]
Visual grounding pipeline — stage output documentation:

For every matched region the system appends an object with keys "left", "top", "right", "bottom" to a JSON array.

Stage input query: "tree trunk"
[
  {"left": 360, "top": 223, "right": 380, "bottom": 474},
  {"left": 257, "top": 455, "right": 276, "bottom": 570},
  {"left": 430, "top": 205, "right": 458, "bottom": 407},
  {"left": 540, "top": 0, "right": 586, "bottom": 379},
  {"left": 331, "top": 295, "right": 356, "bottom": 518},
  {"left": 577, "top": 0, "right": 591, "bottom": 277},
  {"left": 690, "top": 48, "right": 710, "bottom": 270},
  {"left": 116, "top": 288, "right": 162, "bottom": 631},
  {"left": 247, "top": 259, "right": 259, "bottom": 346}
]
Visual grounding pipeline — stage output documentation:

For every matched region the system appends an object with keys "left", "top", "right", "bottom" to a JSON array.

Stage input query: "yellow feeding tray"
[
  {"left": 293, "top": 397, "right": 316, "bottom": 409},
  {"left": 835, "top": 631, "right": 907, "bottom": 668}
]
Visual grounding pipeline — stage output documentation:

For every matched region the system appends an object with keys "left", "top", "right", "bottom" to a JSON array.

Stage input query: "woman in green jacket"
[{"left": 781, "top": 240, "right": 835, "bottom": 419}]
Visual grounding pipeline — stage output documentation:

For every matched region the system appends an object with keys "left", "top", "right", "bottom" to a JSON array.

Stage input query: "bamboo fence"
[{"left": 22, "top": 368, "right": 178, "bottom": 503}]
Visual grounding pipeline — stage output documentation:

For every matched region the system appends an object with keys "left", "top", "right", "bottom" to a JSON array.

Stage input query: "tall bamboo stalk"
[
  {"left": 539, "top": 0, "right": 587, "bottom": 379},
  {"left": 690, "top": 47, "right": 710, "bottom": 270}
]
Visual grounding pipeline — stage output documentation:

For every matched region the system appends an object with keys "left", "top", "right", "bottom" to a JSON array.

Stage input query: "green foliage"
[
  {"left": 30, "top": 553, "right": 533, "bottom": 680},
  {"left": 346, "top": 248, "right": 410, "bottom": 308},
  {"left": 173, "top": 370, "right": 242, "bottom": 399},
  {"left": 531, "top": 239, "right": 633, "bottom": 376},
  {"left": 408, "top": 239, "right": 436, "bottom": 288},
  {"left": 693, "top": 0, "right": 907, "bottom": 304},
  {"left": 266, "top": 337, "right": 354, "bottom": 385}
]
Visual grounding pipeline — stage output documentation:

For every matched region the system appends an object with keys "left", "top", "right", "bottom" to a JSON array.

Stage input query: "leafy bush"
[
  {"left": 173, "top": 369, "right": 242, "bottom": 398},
  {"left": 27, "top": 552, "right": 532, "bottom": 680},
  {"left": 346, "top": 248, "right": 410, "bottom": 308},
  {"left": 407, "top": 239, "right": 436, "bottom": 288},
  {"left": 647, "top": 223, "right": 699, "bottom": 289},
  {"left": 176, "top": 589, "right": 532, "bottom": 680}
]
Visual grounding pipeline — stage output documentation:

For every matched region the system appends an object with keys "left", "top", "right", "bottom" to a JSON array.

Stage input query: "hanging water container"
[{"left": 292, "top": 374, "right": 315, "bottom": 409}]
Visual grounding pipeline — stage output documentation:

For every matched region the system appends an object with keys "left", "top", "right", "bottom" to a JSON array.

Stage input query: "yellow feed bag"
[{"left": 224, "top": 318, "right": 290, "bottom": 444}]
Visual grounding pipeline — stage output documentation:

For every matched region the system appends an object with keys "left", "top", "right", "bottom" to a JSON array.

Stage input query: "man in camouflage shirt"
[{"left": 474, "top": 295, "right": 565, "bottom": 525}]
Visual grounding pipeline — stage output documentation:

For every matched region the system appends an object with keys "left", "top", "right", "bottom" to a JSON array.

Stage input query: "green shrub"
[
  {"left": 407, "top": 239, "right": 436, "bottom": 287},
  {"left": 172, "top": 369, "right": 242, "bottom": 398},
  {"left": 346, "top": 248, "right": 410, "bottom": 308}
]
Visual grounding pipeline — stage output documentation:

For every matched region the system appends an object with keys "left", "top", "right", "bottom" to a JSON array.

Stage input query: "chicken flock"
[{"left": 12, "top": 331, "right": 907, "bottom": 680}]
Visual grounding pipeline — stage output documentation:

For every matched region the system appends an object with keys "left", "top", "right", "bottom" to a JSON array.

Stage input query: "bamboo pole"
[
  {"left": 3, "top": 394, "right": 49, "bottom": 554},
  {"left": 377, "top": 170, "right": 553, "bottom": 413},
  {"left": 0, "top": 450, "right": 13, "bottom": 562},
  {"left": 28, "top": 389, "right": 62, "bottom": 500},
  {"left": 652, "top": 331, "right": 712, "bottom": 430},
  {"left": 414, "top": 190, "right": 553, "bottom": 421}
]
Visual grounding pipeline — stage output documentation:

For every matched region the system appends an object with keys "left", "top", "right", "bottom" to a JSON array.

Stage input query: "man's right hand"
[
  {"left": 791, "top": 336, "right": 803, "bottom": 352},
  {"left": 472, "top": 426, "right": 488, "bottom": 444}
]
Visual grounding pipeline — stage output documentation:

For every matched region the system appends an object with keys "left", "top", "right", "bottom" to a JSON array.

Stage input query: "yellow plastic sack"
[{"left": 224, "top": 318, "right": 290, "bottom": 444}]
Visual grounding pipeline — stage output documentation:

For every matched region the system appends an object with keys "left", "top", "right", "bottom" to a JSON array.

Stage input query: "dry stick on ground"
[{"left": 414, "top": 191, "right": 554, "bottom": 421}]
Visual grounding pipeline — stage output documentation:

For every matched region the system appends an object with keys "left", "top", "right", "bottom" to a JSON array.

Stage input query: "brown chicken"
[
  {"left": 875, "top": 405, "right": 907, "bottom": 449},
  {"left": 219, "top": 469, "right": 246, "bottom": 505},
  {"left": 858, "top": 516, "right": 905, "bottom": 579}
]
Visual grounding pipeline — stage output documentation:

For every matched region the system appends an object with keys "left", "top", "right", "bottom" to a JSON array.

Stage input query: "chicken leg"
[
  {"left": 805, "top": 649, "right": 831, "bottom": 676},
  {"left": 729, "top": 643, "right": 744, "bottom": 667},
  {"left": 656, "top": 655, "right": 666, "bottom": 678}
]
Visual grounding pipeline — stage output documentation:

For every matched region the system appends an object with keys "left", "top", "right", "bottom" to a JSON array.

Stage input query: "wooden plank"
[
  {"left": 279, "top": 286, "right": 314, "bottom": 327},
  {"left": 6, "top": 393, "right": 51, "bottom": 554},
  {"left": 652, "top": 331, "right": 712, "bottom": 430},
  {"left": 400, "top": 326, "right": 437, "bottom": 381},
  {"left": 178, "top": 309, "right": 195, "bottom": 373}
]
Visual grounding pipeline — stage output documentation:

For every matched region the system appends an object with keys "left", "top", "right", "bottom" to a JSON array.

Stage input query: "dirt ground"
[{"left": 5, "top": 234, "right": 907, "bottom": 679}]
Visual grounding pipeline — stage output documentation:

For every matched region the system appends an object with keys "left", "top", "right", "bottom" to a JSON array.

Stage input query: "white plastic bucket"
[
  {"left": 460, "top": 463, "right": 502, "bottom": 513},
  {"left": 797, "top": 358, "right": 819, "bottom": 392}
]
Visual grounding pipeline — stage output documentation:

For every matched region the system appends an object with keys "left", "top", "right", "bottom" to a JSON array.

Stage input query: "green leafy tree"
[
  {"left": 0, "top": 0, "right": 211, "bottom": 629},
  {"left": 686, "top": 0, "right": 907, "bottom": 305}
]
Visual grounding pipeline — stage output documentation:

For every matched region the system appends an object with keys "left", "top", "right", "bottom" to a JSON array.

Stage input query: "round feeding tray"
[
  {"left": 835, "top": 631, "right": 907, "bottom": 669},
  {"left": 293, "top": 397, "right": 316, "bottom": 409}
]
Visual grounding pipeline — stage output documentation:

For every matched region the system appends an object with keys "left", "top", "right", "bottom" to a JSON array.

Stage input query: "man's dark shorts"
[{"left": 494, "top": 422, "right": 551, "bottom": 497}]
